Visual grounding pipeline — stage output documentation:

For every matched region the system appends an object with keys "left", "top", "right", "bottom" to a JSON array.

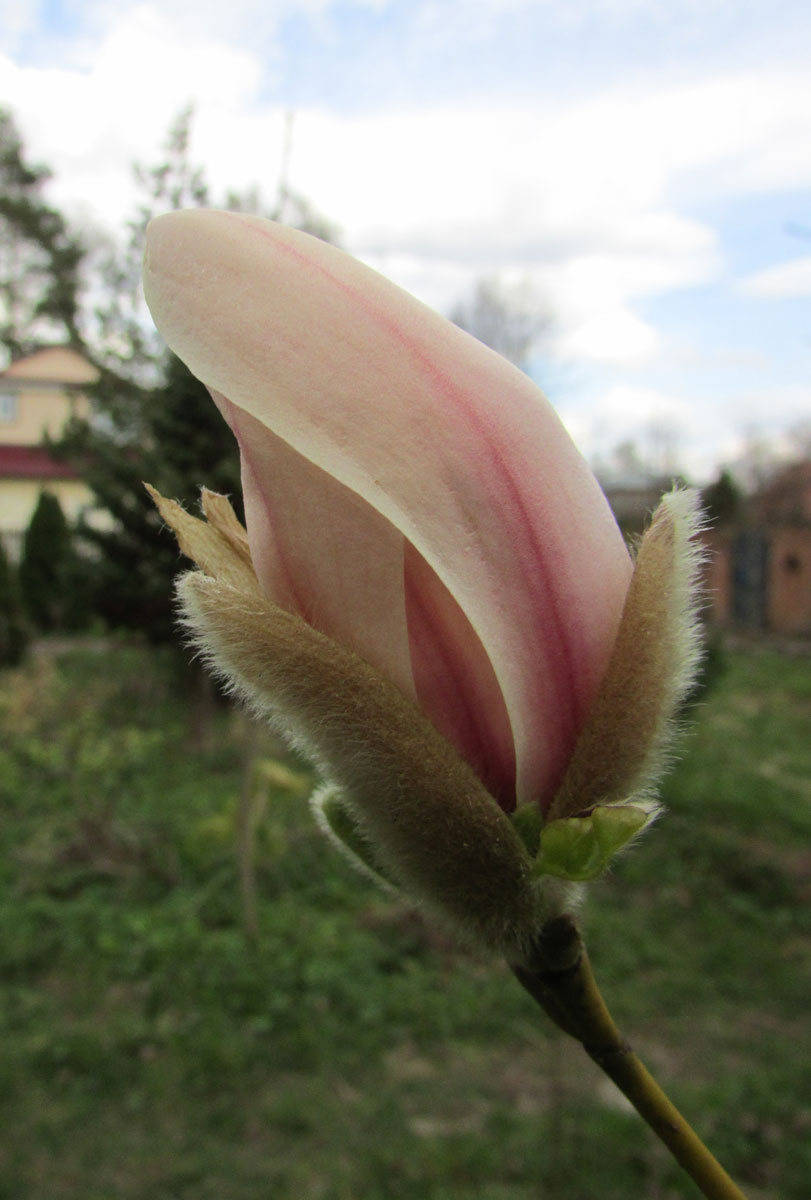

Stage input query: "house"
[
  {"left": 601, "top": 464, "right": 811, "bottom": 638},
  {"left": 703, "top": 461, "right": 811, "bottom": 637},
  {"left": 0, "top": 345, "right": 99, "bottom": 562}
]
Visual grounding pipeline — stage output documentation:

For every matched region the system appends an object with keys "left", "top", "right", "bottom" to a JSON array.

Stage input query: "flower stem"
[{"left": 511, "top": 915, "right": 749, "bottom": 1200}]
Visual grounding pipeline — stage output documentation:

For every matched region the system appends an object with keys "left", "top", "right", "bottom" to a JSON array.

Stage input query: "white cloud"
[
  {"left": 580, "top": 378, "right": 808, "bottom": 486},
  {"left": 2, "top": 2, "right": 810, "bottom": 477},
  {"left": 722, "top": 384, "right": 811, "bottom": 434},
  {"left": 591, "top": 382, "right": 691, "bottom": 430},
  {"left": 0, "top": 8, "right": 264, "bottom": 233},
  {"left": 268, "top": 102, "right": 721, "bottom": 352},
  {"left": 412, "top": 0, "right": 754, "bottom": 49},
  {"left": 738, "top": 255, "right": 811, "bottom": 299},
  {"left": 580, "top": 382, "right": 730, "bottom": 479},
  {"left": 517, "top": 69, "right": 811, "bottom": 212},
  {"left": 558, "top": 309, "right": 660, "bottom": 365},
  {"left": 10, "top": 0, "right": 383, "bottom": 63}
]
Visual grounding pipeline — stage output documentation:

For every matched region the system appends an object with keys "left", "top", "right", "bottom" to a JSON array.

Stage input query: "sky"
[{"left": 1, "top": 0, "right": 810, "bottom": 482}]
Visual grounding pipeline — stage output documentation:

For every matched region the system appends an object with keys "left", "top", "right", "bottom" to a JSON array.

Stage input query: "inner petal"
[
  {"left": 404, "top": 542, "right": 516, "bottom": 811},
  {"left": 214, "top": 393, "right": 416, "bottom": 704}
]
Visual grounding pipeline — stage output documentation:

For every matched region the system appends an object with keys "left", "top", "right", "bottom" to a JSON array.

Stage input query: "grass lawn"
[{"left": 0, "top": 640, "right": 809, "bottom": 1199}]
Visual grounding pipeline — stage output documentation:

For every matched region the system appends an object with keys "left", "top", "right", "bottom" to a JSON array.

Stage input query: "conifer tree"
[
  {"left": 0, "top": 107, "right": 85, "bottom": 363},
  {"left": 0, "top": 538, "right": 28, "bottom": 666},
  {"left": 18, "top": 491, "right": 82, "bottom": 632},
  {"left": 700, "top": 468, "right": 743, "bottom": 527}
]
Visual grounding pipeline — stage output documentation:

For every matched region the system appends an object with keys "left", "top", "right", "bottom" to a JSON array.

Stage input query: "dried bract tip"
[
  {"left": 199, "top": 488, "right": 253, "bottom": 566},
  {"left": 146, "top": 483, "right": 261, "bottom": 597}
]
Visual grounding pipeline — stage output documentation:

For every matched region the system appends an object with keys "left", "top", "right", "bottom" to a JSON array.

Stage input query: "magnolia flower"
[{"left": 143, "top": 211, "right": 702, "bottom": 957}]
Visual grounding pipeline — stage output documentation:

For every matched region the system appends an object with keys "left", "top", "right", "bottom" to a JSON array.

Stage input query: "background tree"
[
  {"left": 700, "top": 468, "right": 744, "bottom": 527},
  {"left": 0, "top": 539, "right": 28, "bottom": 666},
  {"left": 89, "top": 105, "right": 209, "bottom": 381},
  {"left": 0, "top": 107, "right": 85, "bottom": 364},
  {"left": 450, "top": 276, "right": 550, "bottom": 370},
  {"left": 18, "top": 491, "right": 86, "bottom": 632}
]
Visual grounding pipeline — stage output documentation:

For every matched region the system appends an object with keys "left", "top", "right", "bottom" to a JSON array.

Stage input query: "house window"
[{"left": 0, "top": 391, "right": 18, "bottom": 423}]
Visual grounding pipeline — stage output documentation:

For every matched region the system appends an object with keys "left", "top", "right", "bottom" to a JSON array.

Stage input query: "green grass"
[{"left": 0, "top": 640, "right": 809, "bottom": 1199}]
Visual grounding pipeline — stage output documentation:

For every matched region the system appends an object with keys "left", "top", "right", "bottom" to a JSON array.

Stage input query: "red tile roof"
[{"left": 0, "top": 444, "right": 78, "bottom": 479}]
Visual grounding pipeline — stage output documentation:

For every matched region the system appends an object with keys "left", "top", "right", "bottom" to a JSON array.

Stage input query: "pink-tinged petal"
[
  {"left": 144, "top": 210, "right": 633, "bottom": 810},
  {"left": 212, "top": 393, "right": 417, "bottom": 705}
]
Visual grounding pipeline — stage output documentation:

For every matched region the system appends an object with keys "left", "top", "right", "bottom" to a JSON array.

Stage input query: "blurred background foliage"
[{"left": 0, "top": 641, "right": 809, "bottom": 1199}]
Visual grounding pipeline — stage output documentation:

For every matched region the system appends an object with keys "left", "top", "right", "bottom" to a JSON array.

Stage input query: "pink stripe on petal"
[{"left": 404, "top": 542, "right": 517, "bottom": 811}]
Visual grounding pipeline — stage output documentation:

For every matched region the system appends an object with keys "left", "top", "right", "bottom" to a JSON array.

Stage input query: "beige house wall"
[
  {"left": 0, "top": 346, "right": 95, "bottom": 443},
  {"left": 1, "top": 345, "right": 98, "bottom": 384},
  {"left": 0, "top": 346, "right": 102, "bottom": 560},
  {"left": 0, "top": 386, "right": 90, "bottom": 444},
  {"left": 0, "top": 478, "right": 103, "bottom": 562},
  {"left": 1, "top": 477, "right": 96, "bottom": 528}
]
